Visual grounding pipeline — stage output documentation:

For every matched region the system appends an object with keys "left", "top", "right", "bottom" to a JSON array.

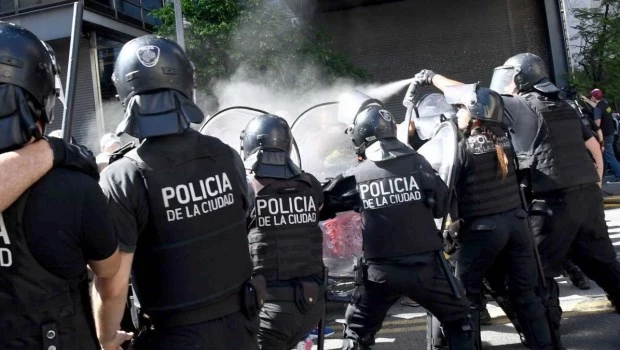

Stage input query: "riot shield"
[
  {"left": 199, "top": 106, "right": 268, "bottom": 154},
  {"left": 291, "top": 102, "right": 358, "bottom": 184},
  {"left": 416, "top": 120, "right": 459, "bottom": 230},
  {"left": 292, "top": 102, "right": 362, "bottom": 282},
  {"left": 199, "top": 106, "right": 302, "bottom": 166}
]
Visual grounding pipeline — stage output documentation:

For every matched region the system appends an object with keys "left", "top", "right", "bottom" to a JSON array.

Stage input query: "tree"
[
  {"left": 152, "top": 0, "right": 370, "bottom": 111},
  {"left": 570, "top": 0, "right": 620, "bottom": 107}
]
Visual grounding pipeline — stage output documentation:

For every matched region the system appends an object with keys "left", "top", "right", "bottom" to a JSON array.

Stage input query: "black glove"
[
  {"left": 442, "top": 219, "right": 461, "bottom": 255},
  {"left": 413, "top": 69, "right": 436, "bottom": 86},
  {"left": 45, "top": 137, "right": 99, "bottom": 180}
]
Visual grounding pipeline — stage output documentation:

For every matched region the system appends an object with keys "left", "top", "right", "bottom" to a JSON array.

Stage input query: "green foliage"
[
  {"left": 152, "top": 0, "right": 370, "bottom": 107},
  {"left": 570, "top": 0, "right": 620, "bottom": 106}
]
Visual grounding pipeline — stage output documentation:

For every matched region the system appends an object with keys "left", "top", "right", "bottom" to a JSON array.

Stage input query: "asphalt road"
[{"left": 313, "top": 208, "right": 620, "bottom": 349}]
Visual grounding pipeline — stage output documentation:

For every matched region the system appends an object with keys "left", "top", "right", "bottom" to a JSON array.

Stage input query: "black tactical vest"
[
  {"left": 521, "top": 93, "right": 599, "bottom": 193},
  {"left": 457, "top": 132, "right": 521, "bottom": 219},
  {"left": 0, "top": 193, "right": 96, "bottom": 350},
  {"left": 349, "top": 153, "right": 443, "bottom": 259},
  {"left": 248, "top": 173, "right": 324, "bottom": 281},
  {"left": 125, "top": 136, "right": 253, "bottom": 318}
]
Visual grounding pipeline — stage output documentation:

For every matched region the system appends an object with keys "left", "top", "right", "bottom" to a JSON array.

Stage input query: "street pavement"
[{"left": 313, "top": 207, "right": 620, "bottom": 349}]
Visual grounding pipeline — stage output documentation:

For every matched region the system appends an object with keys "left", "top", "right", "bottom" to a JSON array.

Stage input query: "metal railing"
[{"left": 0, "top": 0, "right": 162, "bottom": 31}]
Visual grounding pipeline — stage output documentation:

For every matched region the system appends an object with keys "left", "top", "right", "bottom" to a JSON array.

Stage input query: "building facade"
[
  {"left": 2, "top": 0, "right": 572, "bottom": 151},
  {"left": 0, "top": 0, "right": 163, "bottom": 152},
  {"left": 303, "top": 0, "right": 570, "bottom": 116}
]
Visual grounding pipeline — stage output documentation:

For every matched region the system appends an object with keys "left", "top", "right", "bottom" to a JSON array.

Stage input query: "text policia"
[
  {"left": 162, "top": 172, "right": 235, "bottom": 222},
  {"left": 359, "top": 175, "right": 422, "bottom": 210},
  {"left": 256, "top": 195, "right": 318, "bottom": 228}
]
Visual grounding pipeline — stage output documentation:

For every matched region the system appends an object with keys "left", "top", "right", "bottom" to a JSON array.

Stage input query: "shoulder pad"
[{"left": 109, "top": 142, "right": 136, "bottom": 165}]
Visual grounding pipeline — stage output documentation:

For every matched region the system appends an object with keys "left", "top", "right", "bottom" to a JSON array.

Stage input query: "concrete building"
[
  {"left": 296, "top": 0, "right": 571, "bottom": 116},
  {"left": 0, "top": 0, "right": 163, "bottom": 152}
]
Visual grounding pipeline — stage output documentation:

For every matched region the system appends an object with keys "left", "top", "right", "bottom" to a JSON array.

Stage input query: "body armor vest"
[
  {"left": 0, "top": 193, "right": 96, "bottom": 350},
  {"left": 248, "top": 174, "right": 324, "bottom": 281},
  {"left": 521, "top": 93, "right": 599, "bottom": 193},
  {"left": 125, "top": 136, "right": 252, "bottom": 318},
  {"left": 457, "top": 132, "right": 521, "bottom": 219},
  {"left": 350, "top": 152, "right": 443, "bottom": 259}
]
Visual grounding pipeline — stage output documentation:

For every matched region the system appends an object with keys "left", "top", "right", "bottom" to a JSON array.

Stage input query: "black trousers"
[
  {"left": 457, "top": 208, "right": 553, "bottom": 349},
  {"left": 530, "top": 184, "right": 620, "bottom": 325},
  {"left": 133, "top": 311, "right": 259, "bottom": 350},
  {"left": 344, "top": 252, "right": 473, "bottom": 349},
  {"left": 258, "top": 294, "right": 325, "bottom": 349}
]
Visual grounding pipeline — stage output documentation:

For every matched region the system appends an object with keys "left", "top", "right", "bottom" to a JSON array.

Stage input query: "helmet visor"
[{"left": 490, "top": 67, "right": 516, "bottom": 94}]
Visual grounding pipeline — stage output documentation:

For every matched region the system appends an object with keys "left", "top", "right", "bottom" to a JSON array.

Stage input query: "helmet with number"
[
  {"left": 490, "top": 53, "right": 559, "bottom": 95},
  {"left": 241, "top": 114, "right": 301, "bottom": 179},
  {"left": 349, "top": 104, "right": 397, "bottom": 158},
  {"left": 444, "top": 84, "right": 504, "bottom": 125},
  {"left": 0, "top": 21, "right": 58, "bottom": 151},
  {"left": 112, "top": 35, "right": 204, "bottom": 138}
]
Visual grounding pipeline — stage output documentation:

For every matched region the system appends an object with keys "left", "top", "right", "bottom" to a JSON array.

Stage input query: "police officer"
[
  {"left": 241, "top": 114, "right": 326, "bottom": 349},
  {"left": 490, "top": 52, "right": 620, "bottom": 328},
  {"left": 95, "top": 35, "right": 263, "bottom": 350},
  {"left": 0, "top": 22, "right": 122, "bottom": 349},
  {"left": 322, "top": 103, "right": 474, "bottom": 350},
  {"left": 439, "top": 83, "right": 554, "bottom": 349}
]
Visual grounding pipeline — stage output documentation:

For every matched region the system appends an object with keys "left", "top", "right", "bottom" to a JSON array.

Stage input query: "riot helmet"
[
  {"left": 490, "top": 53, "right": 559, "bottom": 95},
  {"left": 241, "top": 114, "right": 293, "bottom": 159},
  {"left": 348, "top": 104, "right": 397, "bottom": 158},
  {"left": 112, "top": 35, "right": 204, "bottom": 138},
  {"left": 444, "top": 84, "right": 504, "bottom": 126},
  {"left": 112, "top": 35, "right": 194, "bottom": 106},
  {"left": 0, "top": 22, "right": 58, "bottom": 151},
  {"left": 241, "top": 114, "right": 301, "bottom": 179}
]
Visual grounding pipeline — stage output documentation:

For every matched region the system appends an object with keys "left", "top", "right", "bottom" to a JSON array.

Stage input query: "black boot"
[{"left": 563, "top": 262, "right": 590, "bottom": 290}]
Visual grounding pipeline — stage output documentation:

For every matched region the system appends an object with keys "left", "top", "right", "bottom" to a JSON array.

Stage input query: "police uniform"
[
  {"left": 242, "top": 114, "right": 326, "bottom": 350},
  {"left": 323, "top": 105, "right": 473, "bottom": 350},
  {"left": 100, "top": 129, "right": 260, "bottom": 349},
  {"left": 502, "top": 92, "right": 620, "bottom": 322},
  {"left": 99, "top": 35, "right": 262, "bottom": 350},
  {"left": 248, "top": 173, "right": 325, "bottom": 349},
  {"left": 0, "top": 22, "right": 117, "bottom": 350},
  {"left": 453, "top": 130, "right": 553, "bottom": 349}
]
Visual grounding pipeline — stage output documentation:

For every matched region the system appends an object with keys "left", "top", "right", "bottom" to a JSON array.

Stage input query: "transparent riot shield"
[
  {"left": 416, "top": 120, "right": 459, "bottom": 230},
  {"left": 199, "top": 106, "right": 301, "bottom": 165},
  {"left": 291, "top": 102, "right": 358, "bottom": 184},
  {"left": 199, "top": 106, "right": 267, "bottom": 154},
  {"left": 291, "top": 102, "right": 362, "bottom": 282}
]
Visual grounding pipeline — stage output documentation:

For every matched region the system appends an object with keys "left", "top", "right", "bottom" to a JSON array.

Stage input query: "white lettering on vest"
[
  {"left": 256, "top": 195, "right": 318, "bottom": 228},
  {"left": 0, "top": 213, "right": 13, "bottom": 267},
  {"left": 162, "top": 172, "right": 235, "bottom": 222},
  {"left": 359, "top": 175, "right": 422, "bottom": 210}
]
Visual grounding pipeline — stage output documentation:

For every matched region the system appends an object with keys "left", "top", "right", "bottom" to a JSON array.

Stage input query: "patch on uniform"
[
  {"left": 136, "top": 46, "right": 160, "bottom": 68},
  {"left": 379, "top": 109, "right": 392, "bottom": 122}
]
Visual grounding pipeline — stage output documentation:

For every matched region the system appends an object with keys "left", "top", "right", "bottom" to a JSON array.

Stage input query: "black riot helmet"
[
  {"left": 112, "top": 35, "right": 204, "bottom": 138},
  {"left": 444, "top": 84, "right": 504, "bottom": 125},
  {"left": 490, "top": 53, "right": 559, "bottom": 95},
  {"left": 348, "top": 104, "right": 397, "bottom": 157},
  {"left": 241, "top": 114, "right": 293, "bottom": 159},
  {"left": 0, "top": 22, "right": 58, "bottom": 151},
  {"left": 112, "top": 35, "right": 195, "bottom": 107},
  {"left": 0, "top": 22, "right": 56, "bottom": 123}
]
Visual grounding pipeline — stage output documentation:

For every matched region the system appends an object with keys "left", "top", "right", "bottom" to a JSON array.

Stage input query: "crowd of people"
[{"left": 0, "top": 20, "right": 619, "bottom": 350}]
